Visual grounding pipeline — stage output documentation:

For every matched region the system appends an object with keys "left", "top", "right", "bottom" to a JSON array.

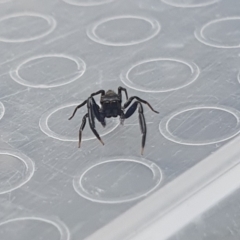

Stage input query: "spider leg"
[
  {"left": 123, "top": 96, "right": 159, "bottom": 114},
  {"left": 87, "top": 98, "right": 104, "bottom": 146},
  {"left": 68, "top": 100, "right": 87, "bottom": 120},
  {"left": 123, "top": 101, "right": 146, "bottom": 155},
  {"left": 78, "top": 113, "right": 88, "bottom": 148},
  {"left": 90, "top": 90, "right": 105, "bottom": 97},
  {"left": 118, "top": 86, "right": 128, "bottom": 100},
  {"left": 68, "top": 90, "right": 105, "bottom": 120},
  {"left": 89, "top": 89, "right": 106, "bottom": 127},
  {"left": 91, "top": 97, "right": 106, "bottom": 127}
]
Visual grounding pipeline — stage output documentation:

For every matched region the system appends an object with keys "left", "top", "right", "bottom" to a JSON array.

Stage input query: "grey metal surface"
[{"left": 0, "top": 0, "right": 240, "bottom": 239}]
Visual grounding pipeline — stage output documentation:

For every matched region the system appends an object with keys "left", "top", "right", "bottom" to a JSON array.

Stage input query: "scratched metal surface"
[{"left": 0, "top": 0, "right": 240, "bottom": 239}]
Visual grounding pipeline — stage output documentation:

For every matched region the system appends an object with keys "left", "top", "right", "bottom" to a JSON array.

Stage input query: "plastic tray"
[{"left": 0, "top": 0, "right": 240, "bottom": 239}]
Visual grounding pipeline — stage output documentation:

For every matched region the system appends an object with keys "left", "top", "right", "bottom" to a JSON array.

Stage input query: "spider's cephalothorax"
[
  {"left": 100, "top": 90, "right": 121, "bottom": 118},
  {"left": 68, "top": 86, "right": 159, "bottom": 155}
]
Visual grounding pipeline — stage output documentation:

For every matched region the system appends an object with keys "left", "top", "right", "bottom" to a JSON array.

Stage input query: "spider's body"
[
  {"left": 100, "top": 90, "right": 121, "bottom": 118},
  {"left": 68, "top": 86, "right": 159, "bottom": 155}
]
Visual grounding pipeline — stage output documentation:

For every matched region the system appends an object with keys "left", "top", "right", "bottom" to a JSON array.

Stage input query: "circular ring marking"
[
  {"left": 0, "top": 102, "right": 5, "bottom": 120},
  {"left": 0, "top": 12, "right": 56, "bottom": 43},
  {"left": 62, "top": 0, "right": 117, "bottom": 7},
  {"left": 159, "top": 105, "right": 240, "bottom": 145},
  {"left": 87, "top": 15, "right": 160, "bottom": 46},
  {"left": 39, "top": 102, "right": 120, "bottom": 142},
  {"left": 161, "top": 0, "right": 219, "bottom": 8},
  {"left": 120, "top": 58, "right": 200, "bottom": 93},
  {"left": 10, "top": 54, "right": 86, "bottom": 88},
  {"left": 237, "top": 72, "right": 240, "bottom": 85},
  {"left": 0, "top": 217, "right": 70, "bottom": 240},
  {"left": 0, "top": 150, "right": 35, "bottom": 194},
  {"left": 195, "top": 17, "right": 240, "bottom": 48},
  {"left": 73, "top": 158, "right": 162, "bottom": 204}
]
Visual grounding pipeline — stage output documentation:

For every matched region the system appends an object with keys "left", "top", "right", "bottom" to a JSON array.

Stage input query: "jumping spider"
[{"left": 68, "top": 86, "right": 159, "bottom": 154}]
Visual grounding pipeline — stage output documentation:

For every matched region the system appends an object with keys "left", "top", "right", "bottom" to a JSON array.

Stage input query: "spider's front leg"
[
  {"left": 122, "top": 101, "right": 146, "bottom": 155},
  {"left": 87, "top": 97, "right": 104, "bottom": 146},
  {"left": 91, "top": 97, "right": 106, "bottom": 128},
  {"left": 77, "top": 98, "right": 105, "bottom": 148},
  {"left": 78, "top": 113, "right": 88, "bottom": 148}
]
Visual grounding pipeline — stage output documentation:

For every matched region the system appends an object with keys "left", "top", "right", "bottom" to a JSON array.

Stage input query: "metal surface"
[{"left": 0, "top": 0, "right": 240, "bottom": 239}]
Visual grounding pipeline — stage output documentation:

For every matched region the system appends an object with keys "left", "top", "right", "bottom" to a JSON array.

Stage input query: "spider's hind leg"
[{"left": 124, "top": 101, "right": 146, "bottom": 155}]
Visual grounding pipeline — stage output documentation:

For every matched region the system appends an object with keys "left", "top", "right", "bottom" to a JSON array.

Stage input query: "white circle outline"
[
  {"left": 0, "top": 102, "right": 5, "bottom": 120},
  {"left": 0, "top": 150, "right": 35, "bottom": 194},
  {"left": 0, "top": 12, "right": 56, "bottom": 43},
  {"left": 120, "top": 58, "right": 200, "bottom": 93},
  {"left": 73, "top": 158, "right": 162, "bottom": 204},
  {"left": 0, "top": 216, "right": 70, "bottom": 240},
  {"left": 237, "top": 72, "right": 240, "bottom": 84},
  {"left": 87, "top": 15, "right": 161, "bottom": 46},
  {"left": 195, "top": 17, "right": 240, "bottom": 49},
  {"left": 62, "top": 0, "right": 117, "bottom": 7},
  {"left": 159, "top": 105, "right": 240, "bottom": 146},
  {"left": 39, "top": 102, "right": 120, "bottom": 142},
  {"left": 161, "top": 0, "right": 219, "bottom": 8},
  {"left": 10, "top": 54, "right": 86, "bottom": 88}
]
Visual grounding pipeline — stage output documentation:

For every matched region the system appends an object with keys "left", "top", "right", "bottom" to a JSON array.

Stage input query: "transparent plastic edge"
[{"left": 84, "top": 135, "right": 240, "bottom": 240}]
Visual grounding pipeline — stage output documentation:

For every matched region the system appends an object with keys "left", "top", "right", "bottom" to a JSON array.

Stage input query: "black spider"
[{"left": 68, "top": 86, "right": 159, "bottom": 154}]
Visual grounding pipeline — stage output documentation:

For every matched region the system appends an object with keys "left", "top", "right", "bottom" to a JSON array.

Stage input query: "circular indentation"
[
  {"left": 39, "top": 102, "right": 119, "bottom": 142},
  {"left": 160, "top": 105, "right": 240, "bottom": 145},
  {"left": 120, "top": 58, "right": 199, "bottom": 93},
  {"left": 0, "top": 217, "right": 70, "bottom": 240},
  {"left": 0, "top": 13, "right": 56, "bottom": 43},
  {"left": 10, "top": 54, "right": 86, "bottom": 88},
  {"left": 161, "top": 0, "right": 219, "bottom": 8},
  {"left": 0, "top": 150, "right": 35, "bottom": 194},
  {"left": 73, "top": 158, "right": 162, "bottom": 203},
  {"left": 195, "top": 17, "right": 240, "bottom": 48},
  {"left": 62, "top": 0, "right": 117, "bottom": 6},
  {"left": 0, "top": 102, "right": 5, "bottom": 120},
  {"left": 87, "top": 15, "right": 160, "bottom": 46}
]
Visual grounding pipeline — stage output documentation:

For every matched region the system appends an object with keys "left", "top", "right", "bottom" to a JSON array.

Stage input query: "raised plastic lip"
[{"left": 84, "top": 134, "right": 240, "bottom": 240}]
